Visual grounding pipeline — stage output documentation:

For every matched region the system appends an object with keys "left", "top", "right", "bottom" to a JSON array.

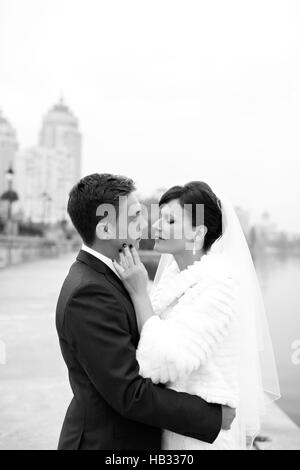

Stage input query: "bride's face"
[{"left": 152, "top": 199, "right": 196, "bottom": 254}]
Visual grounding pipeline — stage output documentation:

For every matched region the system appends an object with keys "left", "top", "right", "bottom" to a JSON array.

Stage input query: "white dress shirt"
[{"left": 81, "top": 243, "right": 121, "bottom": 279}]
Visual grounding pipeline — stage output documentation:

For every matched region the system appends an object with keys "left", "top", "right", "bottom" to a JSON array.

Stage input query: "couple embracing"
[{"left": 56, "top": 173, "right": 280, "bottom": 450}]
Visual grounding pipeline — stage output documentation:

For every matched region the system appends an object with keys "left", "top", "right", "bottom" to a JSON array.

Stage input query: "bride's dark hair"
[{"left": 159, "top": 181, "right": 223, "bottom": 252}]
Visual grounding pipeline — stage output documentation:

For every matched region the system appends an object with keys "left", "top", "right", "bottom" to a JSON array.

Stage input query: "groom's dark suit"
[{"left": 56, "top": 249, "right": 222, "bottom": 450}]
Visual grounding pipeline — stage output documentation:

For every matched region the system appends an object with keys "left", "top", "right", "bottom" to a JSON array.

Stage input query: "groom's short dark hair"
[{"left": 67, "top": 173, "right": 136, "bottom": 246}]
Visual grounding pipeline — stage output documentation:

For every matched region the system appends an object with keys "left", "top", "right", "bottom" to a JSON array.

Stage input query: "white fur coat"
[{"left": 136, "top": 253, "right": 240, "bottom": 408}]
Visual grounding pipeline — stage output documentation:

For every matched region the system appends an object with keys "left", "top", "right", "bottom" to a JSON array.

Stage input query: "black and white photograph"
[{"left": 0, "top": 0, "right": 300, "bottom": 453}]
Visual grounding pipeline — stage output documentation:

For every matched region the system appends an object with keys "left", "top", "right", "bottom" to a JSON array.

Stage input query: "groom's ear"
[{"left": 95, "top": 219, "right": 116, "bottom": 240}]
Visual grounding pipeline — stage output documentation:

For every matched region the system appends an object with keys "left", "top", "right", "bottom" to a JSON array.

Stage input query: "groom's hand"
[{"left": 221, "top": 406, "right": 236, "bottom": 430}]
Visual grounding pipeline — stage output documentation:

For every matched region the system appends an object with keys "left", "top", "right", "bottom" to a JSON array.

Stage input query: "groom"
[{"left": 55, "top": 173, "right": 235, "bottom": 450}]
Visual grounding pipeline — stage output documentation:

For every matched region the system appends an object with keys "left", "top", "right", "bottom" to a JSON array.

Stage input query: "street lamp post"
[
  {"left": 6, "top": 166, "right": 14, "bottom": 221},
  {"left": 0, "top": 164, "right": 19, "bottom": 265}
]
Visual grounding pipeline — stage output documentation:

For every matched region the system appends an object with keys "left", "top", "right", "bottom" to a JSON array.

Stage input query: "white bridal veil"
[{"left": 152, "top": 194, "right": 281, "bottom": 449}]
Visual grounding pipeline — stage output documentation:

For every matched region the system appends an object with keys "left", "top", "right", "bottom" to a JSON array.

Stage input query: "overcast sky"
[{"left": 1, "top": 0, "right": 300, "bottom": 232}]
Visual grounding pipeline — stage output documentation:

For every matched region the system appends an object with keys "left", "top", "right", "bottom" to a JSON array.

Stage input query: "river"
[{"left": 255, "top": 253, "right": 300, "bottom": 426}]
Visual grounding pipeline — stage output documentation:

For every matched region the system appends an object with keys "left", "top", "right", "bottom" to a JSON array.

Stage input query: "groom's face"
[{"left": 112, "top": 191, "right": 147, "bottom": 250}]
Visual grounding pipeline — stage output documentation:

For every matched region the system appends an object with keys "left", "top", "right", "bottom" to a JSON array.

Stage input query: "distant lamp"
[
  {"left": 5, "top": 165, "right": 14, "bottom": 184},
  {"left": 1, "top": 164, "right": 18, "bottom": 221}
]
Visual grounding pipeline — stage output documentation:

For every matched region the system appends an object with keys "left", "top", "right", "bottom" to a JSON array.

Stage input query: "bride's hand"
[{"left": 113, "top": 244, "right": 149, "bottom": 298}]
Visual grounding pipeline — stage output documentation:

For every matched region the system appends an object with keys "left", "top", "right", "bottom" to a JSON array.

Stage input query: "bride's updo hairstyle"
[{"left": 159, "top": 181, "right": 223, "bottom": 252}]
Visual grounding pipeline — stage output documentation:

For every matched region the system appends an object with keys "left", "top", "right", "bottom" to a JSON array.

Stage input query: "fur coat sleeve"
[{"left": 136, "top": 255, "right": 238, "bottom": 385}]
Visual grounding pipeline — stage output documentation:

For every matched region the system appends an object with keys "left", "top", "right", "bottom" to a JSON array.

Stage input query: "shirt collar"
[{"left": 81, "top": 243, "right": 121, "bottom": 279}]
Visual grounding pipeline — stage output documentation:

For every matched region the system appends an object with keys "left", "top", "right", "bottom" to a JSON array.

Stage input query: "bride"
[{"left": 113, "top": 181, "right": 280, "bottom": 450}]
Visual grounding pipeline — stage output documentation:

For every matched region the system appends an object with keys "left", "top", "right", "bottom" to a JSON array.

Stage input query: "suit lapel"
[
  {"left": 76, "top": 249, "right": 140, "bottom": 345},
  {"left": 76, "top": 249, "right": 133, "bottom": 302},
  {"left": 104, "top": 269, "right": 133, "bottom": 304}
]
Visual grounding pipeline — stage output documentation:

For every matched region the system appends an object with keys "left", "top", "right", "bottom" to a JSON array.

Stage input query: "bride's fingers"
[
  {"left": 130, "top": 245, "right": 141, "bottom": 265},
  {"left": 112, "top": 259, "right": 125, "bottom": 276},
  {"left": 123, "top": 245, "right": 134, "bottom": 267},
  {"left": 119, "top": 251, "right": 129, "bottom": 269}
]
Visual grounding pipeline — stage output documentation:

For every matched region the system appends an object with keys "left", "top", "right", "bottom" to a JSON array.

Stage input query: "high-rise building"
[
  {"left": 0, "top": 110, "right": 19, "bottom": 197},
  {"left": 16, "top": 98, "right": 82, "bottom": 223},
  {"left": 16, "top": 147, "right": 75, "bottom": 224},
  {"left": 39, "top": 97, "right": 82, "bottom": 182}
]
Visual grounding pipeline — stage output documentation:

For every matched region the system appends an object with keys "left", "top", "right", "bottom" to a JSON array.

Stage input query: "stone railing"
[{"left": 0, "top": 235, "right": 80, "bottom": 269}]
